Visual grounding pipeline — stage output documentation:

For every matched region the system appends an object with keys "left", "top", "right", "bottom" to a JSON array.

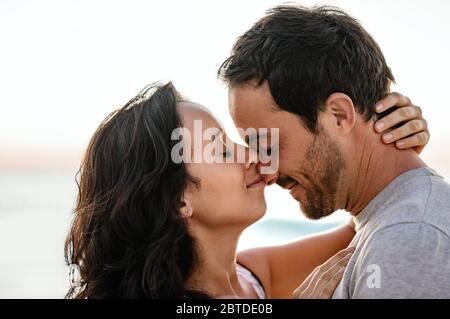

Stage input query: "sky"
[
  {"left": 1, "top": 0, "right": 449, "bottom": 153},
  {"left": 0, "top": 0, "right": 450, "bottom": 215}
]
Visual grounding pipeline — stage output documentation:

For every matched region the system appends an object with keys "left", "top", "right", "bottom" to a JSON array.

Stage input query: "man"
[{"left": 219, "top": 5, "right": 450, "bottom": 298}]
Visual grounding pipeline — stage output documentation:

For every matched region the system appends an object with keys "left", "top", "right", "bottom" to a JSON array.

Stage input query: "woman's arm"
[{"left": 237, "top": 219, "right": 355, "bottom": 298}]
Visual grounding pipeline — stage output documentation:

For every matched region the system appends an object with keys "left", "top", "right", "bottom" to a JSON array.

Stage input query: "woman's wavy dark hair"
[{"left": 65, "top": 81, "right": 208, "bottom": 298}]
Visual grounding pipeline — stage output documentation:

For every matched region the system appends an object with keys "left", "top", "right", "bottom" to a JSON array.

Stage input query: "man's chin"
[{"left": 299, "top": 202, "right": 334, "bottom": 220}]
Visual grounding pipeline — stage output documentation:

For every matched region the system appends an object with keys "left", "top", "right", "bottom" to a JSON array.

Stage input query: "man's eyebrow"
[{"left": 246, "top": 130, "right": 271, "bottom": 146}]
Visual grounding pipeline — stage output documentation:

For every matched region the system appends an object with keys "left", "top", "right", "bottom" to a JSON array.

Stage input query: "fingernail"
[
  {"left": 383, "top": 133, "right": 393, "bottom": 141},
  {"left": 375, "top": 121, "right": 385, "bottom": 131},
  {"left": 375, "top": 103, "right": 383, "bottom": 112},
  {"left": 397, "top": 141, "right": 405, "bottom": 148}
]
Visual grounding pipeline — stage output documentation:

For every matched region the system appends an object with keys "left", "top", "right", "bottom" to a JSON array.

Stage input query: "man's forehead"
[{"left": 229, "top": 82, "right": 277, "bottom": 115}]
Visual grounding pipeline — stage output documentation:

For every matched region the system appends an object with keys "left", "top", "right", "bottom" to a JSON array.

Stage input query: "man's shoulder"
[
  {"left": 371, "top": 172, "right": 450, "bottom": 236},
  {"left": 424, "top": 173, "right": 450, "bottom": 233},
  {"left": 368, "top": 221, "right": 450, "bottom": 250},
  {"left": 348, "top": 169, "right": 450, "bottom": 298},
  {"left": 352, "top": 221, "right": 450, "bottom": 298}
]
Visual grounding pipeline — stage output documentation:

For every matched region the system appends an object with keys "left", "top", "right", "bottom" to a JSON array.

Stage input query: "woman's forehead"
[{"left": 178, "top": 101, "right": 223, "bottom": 132}]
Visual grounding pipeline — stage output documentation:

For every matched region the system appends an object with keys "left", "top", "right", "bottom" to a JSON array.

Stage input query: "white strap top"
[{"left": 236, "top": 263, "right": 266, "bottom": 299}]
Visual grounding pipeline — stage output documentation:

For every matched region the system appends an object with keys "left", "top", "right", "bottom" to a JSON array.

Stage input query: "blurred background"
[{"left": 1, "top": 0, "right": 449, "bottom": 298}]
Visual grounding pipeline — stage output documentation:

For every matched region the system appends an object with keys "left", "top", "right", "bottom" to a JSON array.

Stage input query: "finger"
[
  {"left": 314, "top": 246, "right": 355, "bottom": 274},
  {"left": 394, "top": 132, "right": 430, "bottom": 150},
  {"left": 311, "top": 252, "right": 352, "bottom": 297},
  {"left": 374, "top": 92, "right": 411, "bottom": 113},
  {"left": 293, "top": 253, "right": 346, "bottom": 299},
  {"left": 304, "top": 251, "right": 352, "bottom": 299},
  {"left": 375, "top": 106, "right": 422, "bottom": 133},
  {"left": 394, "top": 118, "right": 427, "bottom": 141},
  {"left": 292, "top": 265, "right": 317, "bottom": 297},
  {"left": 381, "top": 119, "right": 426, "bottom": 144},
  {"left": 318, "top": 266, "right": 346, "bottom": 299},
  {"left": 293, "top": 268, "right": 319, "bottom": 298},
  {"left": 293, "top": 246, "right": 355, "bottom": 298}
]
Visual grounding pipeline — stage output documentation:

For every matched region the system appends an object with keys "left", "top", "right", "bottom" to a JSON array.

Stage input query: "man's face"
[{"left": 229, "top": 81, "right": 345, "bottom": 220}]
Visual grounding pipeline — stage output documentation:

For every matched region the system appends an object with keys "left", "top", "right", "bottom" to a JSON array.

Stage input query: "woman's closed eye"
[
  {"left": 218, "top": 135, "right": 233, "bottom": 159},
  {"left": 222, "top": 149, "right": 232, "bottom": 158}
]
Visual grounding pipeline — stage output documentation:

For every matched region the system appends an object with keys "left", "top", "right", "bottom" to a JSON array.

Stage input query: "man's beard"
[{"left": 279, "top": 129, "right": 345, "bottom": 220}]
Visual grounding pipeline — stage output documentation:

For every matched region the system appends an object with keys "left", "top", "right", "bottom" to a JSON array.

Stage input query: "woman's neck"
[{"left": 185, "top": 225, "right": 255, "bottom": 298}]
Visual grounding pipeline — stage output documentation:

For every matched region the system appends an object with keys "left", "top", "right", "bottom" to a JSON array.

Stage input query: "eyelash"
[
  {"left": 257, "top": 145, "right": 272, "bottom": 155},
  {"left": 222, "top": 150, "right": 232, "bottom": 158}
]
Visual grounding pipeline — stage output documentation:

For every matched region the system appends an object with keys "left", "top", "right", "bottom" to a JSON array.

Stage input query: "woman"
[{"left": 65, "top": 81, "right": 429, "bottom": 299}]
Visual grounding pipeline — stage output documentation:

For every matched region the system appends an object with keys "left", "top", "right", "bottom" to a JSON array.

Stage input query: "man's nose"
[
  {"left": 244, "top": 146, "right": 259, "bottom": 170},
  {"left": 257, "top": 162, "right": 279, "bottom": 185}
]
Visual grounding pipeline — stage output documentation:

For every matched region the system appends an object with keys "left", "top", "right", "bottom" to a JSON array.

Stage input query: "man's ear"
[
  {"left": 178, "top": 193, "right": 193, "bottom": 219},
  {"left": 323, "top": 93, "right": 356, "bottom": 135}
]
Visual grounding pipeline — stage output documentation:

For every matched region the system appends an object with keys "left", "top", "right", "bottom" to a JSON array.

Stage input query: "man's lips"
[
  {"left": 289, "top": 182, "right": 304, "bottom": 199},
  {"left": 246, "top": 176, "right": 265, "bottom": 189},
  {"left": 286, "top": 182, "right": 298, "bottom": 190}
]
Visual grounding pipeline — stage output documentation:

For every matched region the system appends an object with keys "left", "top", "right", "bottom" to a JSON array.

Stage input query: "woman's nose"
[{"left": 257, "top": 162, "right": 279, "bottom": 185}]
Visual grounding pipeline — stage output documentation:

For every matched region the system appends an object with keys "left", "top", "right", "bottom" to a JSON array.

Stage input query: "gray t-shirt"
[{"left": 332, "top": 167, "right": 450, "bottom": 299}]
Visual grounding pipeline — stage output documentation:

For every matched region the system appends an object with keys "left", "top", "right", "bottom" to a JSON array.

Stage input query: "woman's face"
[{"left": 178, "top": 102, "right": 267, "bottom": 229}]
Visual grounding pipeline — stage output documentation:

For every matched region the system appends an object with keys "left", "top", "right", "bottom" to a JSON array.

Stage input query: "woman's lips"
[
  {"left": 248, "top": 179, "right": 266, "bottom": 189},
  {"left": 246, "top": 177, "right": 265, "bottom": 189}
]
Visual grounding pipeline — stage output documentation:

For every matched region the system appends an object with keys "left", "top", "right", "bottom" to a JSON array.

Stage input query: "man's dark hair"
[{"left": 218, "top": 5, "right": 395, "bottom": 133}]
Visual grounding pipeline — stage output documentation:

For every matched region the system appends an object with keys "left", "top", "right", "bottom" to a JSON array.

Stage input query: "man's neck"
[{"left": 342, "top": 136, "right": 426, "bottom": 216}]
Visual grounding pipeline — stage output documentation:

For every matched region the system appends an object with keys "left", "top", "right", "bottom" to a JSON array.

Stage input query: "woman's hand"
[
  {"left": 292, "top": 246, "right": 355, "bottom": 299},
  {"left": 374, "top": 92, "right": 429, "bottom": 154}
]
